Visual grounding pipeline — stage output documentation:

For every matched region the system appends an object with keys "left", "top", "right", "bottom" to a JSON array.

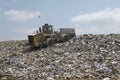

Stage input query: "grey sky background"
[{"left": 0, "top": 0, "right": 120, "bottom": 40}]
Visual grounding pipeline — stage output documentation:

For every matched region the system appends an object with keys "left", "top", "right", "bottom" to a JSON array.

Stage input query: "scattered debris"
[{"left": 0, "top": 34, "right": 120, "bottom": 80}]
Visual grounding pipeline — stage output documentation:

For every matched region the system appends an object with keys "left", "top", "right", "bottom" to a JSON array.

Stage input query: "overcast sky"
[{"left": 0, "top": 0, "right": 120, "bottom": 41}]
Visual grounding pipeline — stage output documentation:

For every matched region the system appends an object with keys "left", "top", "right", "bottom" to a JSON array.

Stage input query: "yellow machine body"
[{"left": 28, "top": 23, "right": 76, "bottom": 47}]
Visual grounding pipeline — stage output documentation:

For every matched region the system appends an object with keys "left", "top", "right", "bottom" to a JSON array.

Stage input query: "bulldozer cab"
[{"left": 42, "top": 23, "right": 53, "bottom": 34}]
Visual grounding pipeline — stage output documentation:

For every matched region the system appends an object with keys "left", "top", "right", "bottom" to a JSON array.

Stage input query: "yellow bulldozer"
[{"left": 28, "top": 23, "right": 76, "bottom": 47}]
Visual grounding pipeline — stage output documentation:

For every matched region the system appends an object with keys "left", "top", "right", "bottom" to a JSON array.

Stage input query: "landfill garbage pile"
[{"left": 0, "top": 34, "right": 120, "bottom": 80}]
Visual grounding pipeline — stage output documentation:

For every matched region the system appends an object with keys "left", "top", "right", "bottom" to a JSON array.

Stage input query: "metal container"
[{"left": 60, "top": 28, "right": 75, "bottom": 34}]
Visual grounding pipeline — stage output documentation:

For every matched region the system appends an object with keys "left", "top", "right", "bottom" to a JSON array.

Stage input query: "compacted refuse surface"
[{"left": 0, "top": 34, "right": 120, "bottom": 80}]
